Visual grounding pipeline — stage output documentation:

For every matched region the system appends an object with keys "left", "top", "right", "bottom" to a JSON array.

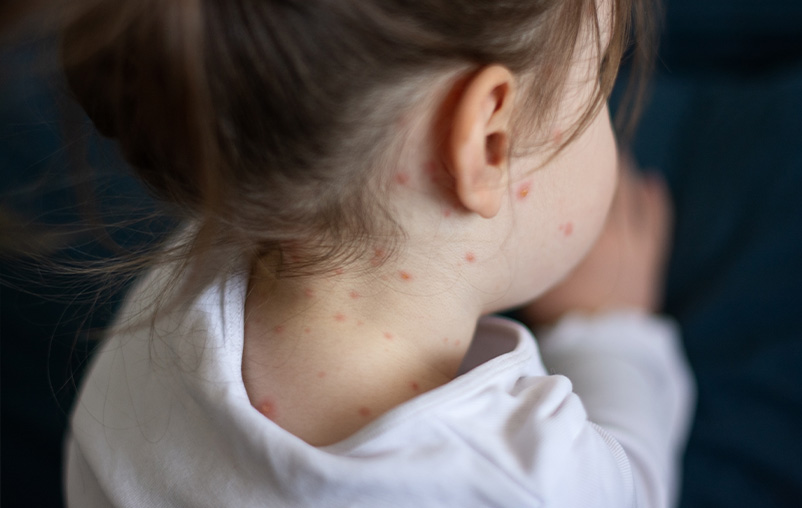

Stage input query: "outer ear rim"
[{"left": 446, "top": 65, "right": 516, "bottom": 219}]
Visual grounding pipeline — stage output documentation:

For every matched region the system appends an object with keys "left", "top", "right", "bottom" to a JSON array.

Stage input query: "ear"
[{"left": 445, "top": 65, "right": 516, "bottom": 219}]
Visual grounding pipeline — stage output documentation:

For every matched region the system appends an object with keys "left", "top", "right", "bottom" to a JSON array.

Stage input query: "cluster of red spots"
[
  {"left": 395, "top": 172, "right": 410, "bottom": 186},
  {"left": 443, "top": 337, "right": 463, "bottom": 347},
  {"left": 383, "top": 332, "right": 394, "bottom": 341},
  {"left": 273, "top": 325, "right": 285, "bottom": 334},
  {"left": 358, "top": 407, "right": 372, "bottom": 418},
  {"left": 334, "top": 313, "right": 347, "bottom": 323},
  {"left": 410, "top": 381, "right": 420, "bottom": 392},
  {"left": 517, "top": 181, "right": 532, "bottom": 201},
  {"left": 465, "top": 252, "right": 476, "bottom": 263},
  {"left": 399, "top": 270, "right": 413, "bottom": 281},
  {"left": 349, "top": 290, "right": 361, "bottom": 300},
  {"left": 259, "top": 401, "right": 278, "bottom": 420},
  {"left": 559, "top": 222, "right": 574, "bottom": 237}
]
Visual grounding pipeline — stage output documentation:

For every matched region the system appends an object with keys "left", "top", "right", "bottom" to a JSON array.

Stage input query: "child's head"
[{"left": 61, "top": 0, "right": 645, "bottom": 305}]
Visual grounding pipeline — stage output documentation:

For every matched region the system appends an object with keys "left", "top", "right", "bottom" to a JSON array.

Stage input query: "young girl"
[{"left": 62, "top": 0, "right": 693, "bottom": 506}]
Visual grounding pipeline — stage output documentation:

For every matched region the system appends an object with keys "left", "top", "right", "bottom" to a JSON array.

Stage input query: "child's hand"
[{"left": 520, "top": 161, "right": 673, "bottom": 326}]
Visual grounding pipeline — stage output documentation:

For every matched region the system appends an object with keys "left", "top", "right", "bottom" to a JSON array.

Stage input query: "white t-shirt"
[{"left": 65, "top": 264, "right": 694, "bottom": 507}]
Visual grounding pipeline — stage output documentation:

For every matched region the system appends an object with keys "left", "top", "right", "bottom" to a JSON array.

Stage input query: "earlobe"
[{"left": 445, "top": 65, "right": 516, "bottom": 219}]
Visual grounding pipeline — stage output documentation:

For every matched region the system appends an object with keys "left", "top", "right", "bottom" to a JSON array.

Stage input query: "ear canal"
[{"left": 486, "top": 132, "right": 508, "bottom": 167}]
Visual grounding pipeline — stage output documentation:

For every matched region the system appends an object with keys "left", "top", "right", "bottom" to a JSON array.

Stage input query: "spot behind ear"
[{"left": 445, "top": 65, "right": 516, "bottom": 219}]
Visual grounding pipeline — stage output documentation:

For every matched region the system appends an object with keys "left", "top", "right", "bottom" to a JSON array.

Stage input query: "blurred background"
[{"left": 2, "top": 0, "right": 802, "bottom": 506}]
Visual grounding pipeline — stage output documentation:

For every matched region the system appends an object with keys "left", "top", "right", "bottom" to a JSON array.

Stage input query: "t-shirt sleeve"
[{"left": 536, "top": 311, "right": 695, "bottom": 508}]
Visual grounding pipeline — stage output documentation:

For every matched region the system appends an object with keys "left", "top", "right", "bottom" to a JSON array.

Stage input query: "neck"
[
  {"left": 245, "top": 254, "right": 484, "bottom": 376},
  {"left": 241, "top": 253, "right": 486, "bottom": 445}
]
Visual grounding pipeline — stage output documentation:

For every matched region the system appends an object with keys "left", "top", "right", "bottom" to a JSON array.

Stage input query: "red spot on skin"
[
  {"left": 259, "top": 401, "right": 278, "bottom": 420},
  {"left": 410, "top": 381, "right": 420, "bottom": 392},
  {"left": 334, "top": 313, "right": 347, "bottom": 323},
  {"left": 334, "top": 268, "right": 345, "bottom": 276},
  {"left": 371, "top": 247, "right": 386, "bottom": 267},
  {"left": 358, "top": 407, "right": 372, "bottom": 418},
  {"left": 304, "top": 327, "right": 312, "bottom": 334},
  {"left": 395, "top": 172, "right": 410, "bottom": 185},
  {"left": 317, "top": 371, "right": 326, "bottom": 378},
  {"left": 304, "top": 288, "right": 315, "bottom": 298},
  {"left": 443, "top": 208, "right": 452, "bottom": 218},
  {"left": 465, "top": 252, "right": 476, "bottom": 263},
  {"left": 273, "top": 325, "right": 285, "bottom": 334},
  {"left": 383, "top": 332, "right": 394, "bottom": 340},
  {"left": 442, "top": 337, "right": 449, "bottom": 344},
  {"left": 454, "top": 339, "right": 462, "bottom": 347},
  {"left": 399, "top": 271, "right": 412, "bottom": 281},
  {"left": 349, "top": 290, "right": 361, "bottom": 299},
  {"left": 517, "top": 182, "right": 532, "bottom": 201},
  {"left": 559, "top": 222, "right": 574, "bottom": 237},
  {"left": 357, "top": 320, "right": 365, "bottom": 326}
]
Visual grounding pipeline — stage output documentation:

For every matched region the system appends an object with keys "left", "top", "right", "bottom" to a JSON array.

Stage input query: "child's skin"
[{"left": 243, "top": 21, "right": 671, "bottom": 447}]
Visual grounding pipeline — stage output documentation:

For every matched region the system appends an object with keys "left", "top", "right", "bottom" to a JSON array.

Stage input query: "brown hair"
[{"left": 59, "top": 0, "right": 653, "bottom": 290}]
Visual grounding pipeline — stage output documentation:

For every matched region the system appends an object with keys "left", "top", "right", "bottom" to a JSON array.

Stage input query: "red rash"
[
  {"left": 273, "top": 325, "right": 285, "bottom": 334},
  {"left": 349, "top": 290, "right": 361, "bottom": 299},
  {"left": 399, "top": 271, "right": 413, "bottom": 281},
  {"left": 559, "top": 222, "right": 574, "bottom": 237},
  {"left": 304, "top": 327, "right": 312, "bottom": 334},
  {"left": 304, "top": 288, "right": 315, "bottom": 298},
  {"left": 371, "top": 248, "right": 386, "bottom": 267},
  {"left": 334, "top": 313, "right": 347, "bottom": 322},
  {"left": 259, "top": 401, "right": 278, "bottom": 420},
  {"left": 317, "top": 371, "right": 326, "bottom": 378},
  {"left": 465, "top": 252, "right": 476, "bottom": 263},
  {"left": 383, "top": 332, "right": 394, "bottom": 340},
  {"left": 410, "top": 381, "right": 420, "bottom": 392},
  {"left": 395, "top": 172, "right": 410, "bottom": 185},
  {"left": 517, "top": 182, "right": 532, "bottom": 201},
  {"left": 334, "top": 268, "right": 345, "bottom": 276},
  {"left": 358, "top": 407, "right": 372, "bottom": 418}
]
